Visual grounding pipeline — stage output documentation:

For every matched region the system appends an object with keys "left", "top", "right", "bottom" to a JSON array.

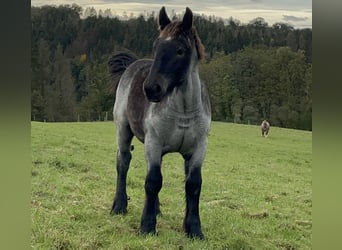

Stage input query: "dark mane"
[
  {"left": 108, "top": 51, "right": 138, "bottom": 94},
  {"left": 159, "top": 21, "right": 205, "bottom": 60}
]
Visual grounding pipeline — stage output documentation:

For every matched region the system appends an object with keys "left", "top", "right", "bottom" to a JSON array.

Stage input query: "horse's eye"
[{"left": 177, "top": 48, "right": 184, "bottom": 56}]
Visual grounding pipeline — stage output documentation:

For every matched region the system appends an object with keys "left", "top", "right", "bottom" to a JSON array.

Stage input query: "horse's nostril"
[
  {"left": 145, "top": 84, "right": 161, "bottom": 96},
  {"left": 152, "top": 84, "right": 161, "bottom": 94},
  {"left": 144, "top": 84, "right": 163, "bottom": 102}
]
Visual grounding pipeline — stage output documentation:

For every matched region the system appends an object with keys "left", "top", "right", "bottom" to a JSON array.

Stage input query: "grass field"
[{"left": 31, "top": 121, "right": 312, "bottom": 249}]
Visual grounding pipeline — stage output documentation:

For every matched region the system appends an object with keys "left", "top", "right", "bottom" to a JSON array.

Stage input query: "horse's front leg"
[
  {"left": 183, "top": 140, "right": 208, "bottom": 239},
  {"left": 140, "top": 140, "right": 163, "bottom": 235}
]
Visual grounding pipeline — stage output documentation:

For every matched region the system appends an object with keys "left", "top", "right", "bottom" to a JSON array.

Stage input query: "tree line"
[{"left": 31, "top": 4, "right": 312, "bottom": 130}]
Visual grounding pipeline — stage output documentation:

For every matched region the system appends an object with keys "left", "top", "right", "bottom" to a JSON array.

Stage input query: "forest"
[{"left": 31, "top": 4, "right": 312, "bottom": 130}]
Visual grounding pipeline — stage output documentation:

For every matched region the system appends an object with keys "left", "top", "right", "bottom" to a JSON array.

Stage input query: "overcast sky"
[{"left": 31, "top": 0, "right": 312, "bottom": 29}]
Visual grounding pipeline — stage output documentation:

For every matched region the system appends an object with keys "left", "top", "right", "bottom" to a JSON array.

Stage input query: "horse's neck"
[
  {"left": 184, "top": 66, "right": 202, "bottom": 111},
  {"left": 169, "top": 65, "right": 202, "bottom": 114}
]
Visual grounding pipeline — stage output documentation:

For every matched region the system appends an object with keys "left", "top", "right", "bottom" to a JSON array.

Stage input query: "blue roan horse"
[{"left": 108, "top": 6, "right": 211, "bottom": 239}]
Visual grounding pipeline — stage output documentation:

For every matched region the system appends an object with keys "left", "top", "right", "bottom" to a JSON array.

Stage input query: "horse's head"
[
  {"left": 144, "top": 7, "right": 204, "bottom": 102},
  {"left": 261, "top": 120, "right": 270, "bottom": 130}
]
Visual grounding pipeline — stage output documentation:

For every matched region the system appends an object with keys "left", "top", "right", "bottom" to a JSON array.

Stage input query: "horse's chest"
[
  {"left": 175, "top": 116, "right": 194, "bottom": 129},
  {"left": 159, "top": 116, "right": 208, "bottom": 152},
  {"left": 144, "top": 104, "right": 210, "bottom": 153}
]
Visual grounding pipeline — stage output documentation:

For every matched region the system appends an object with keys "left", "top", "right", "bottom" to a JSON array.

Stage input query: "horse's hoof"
[
  {"left": 139, "top": 229, "right": 159, "bottom": 236},
  {"left": 110, "top": 205, "right": 127, "bottom": 215},
  {"left": 139, "top": 229, "right": 158, "bottom": 236},
  {"left": 140, "top": 221, "right": 157, "bottom": 236},
  {"left": 111, "top": 198, "right": 129, "bottom": 215},
  {"left": 184, "top": 223, "right": 204, "bottom": 240},
  {"left": 187, "top": 231, "right": 204, "bottom": 240}
]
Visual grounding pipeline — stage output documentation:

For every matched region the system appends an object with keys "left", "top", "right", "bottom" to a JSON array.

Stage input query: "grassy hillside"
[{"left": 31, "top": 121, "right": 312, "bottom": 249}]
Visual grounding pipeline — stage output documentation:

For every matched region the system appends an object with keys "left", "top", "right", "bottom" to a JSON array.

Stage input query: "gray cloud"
[
  {"left": 31, "top": 0, "right": 312, "bottom": 28},
  {"left": 282, "top": 15, "right": 309, "bottom": 22}
]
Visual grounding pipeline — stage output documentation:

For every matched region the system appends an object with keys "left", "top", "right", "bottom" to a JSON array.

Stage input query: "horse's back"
[
  {"left": 114, "top": 59, "right": 153, "bottom": 142},
  {"left": 115, "top": 59, "right": 152, "bottom": 96}
]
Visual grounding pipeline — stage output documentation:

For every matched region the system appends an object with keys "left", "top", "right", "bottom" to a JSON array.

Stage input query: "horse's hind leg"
[{"left": 111, "top": 124, "right": 133, "bottom": 214}]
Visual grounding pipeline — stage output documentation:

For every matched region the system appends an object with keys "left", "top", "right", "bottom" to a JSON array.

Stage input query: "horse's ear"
[
  {"left": 159, "top": 6, "right": 171, "bottom": 31},
  {"left": 182, "top": 7, "right": 193, "bottom": 32}
]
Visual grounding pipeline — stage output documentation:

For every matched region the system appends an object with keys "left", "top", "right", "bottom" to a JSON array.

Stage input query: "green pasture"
[{"left": 31, "top": 121, "right": 312, "bottom": 249}]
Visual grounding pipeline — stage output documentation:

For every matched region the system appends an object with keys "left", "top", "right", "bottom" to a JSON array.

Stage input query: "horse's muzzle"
[{"left": 144, "top": 84, "right": 163, "bottom": 102}]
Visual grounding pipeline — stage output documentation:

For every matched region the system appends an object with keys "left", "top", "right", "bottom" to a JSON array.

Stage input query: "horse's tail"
[{"left": 108, "top": 51, "right": 138, "bottom": 94}]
